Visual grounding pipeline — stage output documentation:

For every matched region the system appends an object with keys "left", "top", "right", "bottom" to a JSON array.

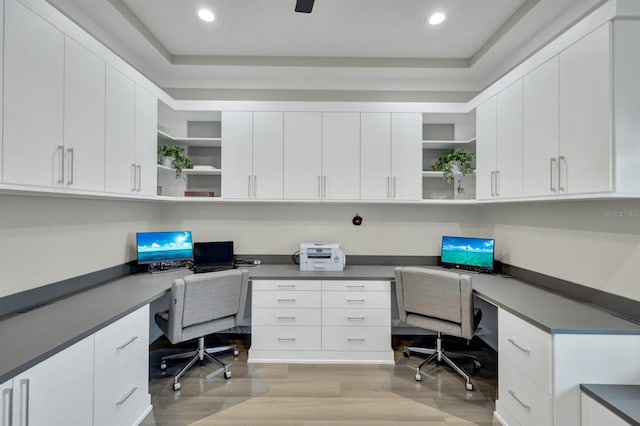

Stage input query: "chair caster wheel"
[
  {"left": 233, "top": 349, "right": 239, "bottom": 357},
  {"left": 224, "top": 370, "right": 232, "bottom": 379},
  {"left": 160, "top": 361, "right": 167, "bottom": 370},
  {"left": 473, "top": 360, "right": 482, "bottom": 372},
  {"left": 466, "top": 382, "right": 473, "bottom": 391},
  {"left": 173, "top": 382, "right": 181, "bottom": 391},
  {"left": 415, "top": 373, "right": 422, "bottom": 382},
  {"left": 403, "top": 348, "right": 410, "bottom": 358}
]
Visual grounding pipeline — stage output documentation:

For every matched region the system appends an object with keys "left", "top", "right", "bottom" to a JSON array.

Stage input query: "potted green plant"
[
  {"left": 157, "top": 143, "right": 193, "bottom": 179},
  {"left": 431, "top": 148, "right": 475, "bottom": 184}
]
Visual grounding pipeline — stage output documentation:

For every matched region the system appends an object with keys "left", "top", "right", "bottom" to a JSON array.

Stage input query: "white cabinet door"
[
  {"left": 361, "top": 113, "right": 392, "bottom": 200},
  {"left": 105, "top": 66, "right": 135, "bottom": 194},
  {"left": 496, "top": 80, "right": 524, "bottom": 198},
  {"left": 391, "top": 113, "right": 422, "bottom": 201},
  {"left": 322, "top": 112, "right": 360, "bottom": 200},
  {"left": 3, "top": 0, "right": 64, "bottom": 187},
  {"left": 134, "top": 85, "right": 158, "bottom": 196},
  {"left": 284, "top": 112, "right": 322, "bottom": 199},
  {"left": 11, "top": 336, "right": 94, "bottom": 426},
  {"left": 476, "top": 97, "right": 497, "bottom": 200},
  {"left": 559, "top": 23, "right": 612, "bottom": 194},
  {"left": 222, "top": 111, "right": 253, "bottom": 199},
  {"left": 253, "top": 112, "right": 284, "bottom": 200},
  {"left": 523, "top": 57, "right": 560, "bottom": 197},
  {"left": 64, "top": 36, "right": 106, "bottom": 192}
]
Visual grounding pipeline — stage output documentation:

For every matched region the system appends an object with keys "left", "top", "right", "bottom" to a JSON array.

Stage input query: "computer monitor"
[
  {"left": 136, "top": 231, "right": 193, "bottom": 265},
  {"left": 440, "top": 235, "right": 495, "bottom": 273}
]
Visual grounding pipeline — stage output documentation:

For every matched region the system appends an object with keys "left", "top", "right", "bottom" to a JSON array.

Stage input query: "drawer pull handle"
[
  {"left": 277, "top": 298, "right": 296, "bottom": 302},
  {"left": 508, "top": 389, "right": 531, "bottom": 410},
  {"left": 347, "top": 316, "right": 366, "bottom": 320},
  {"left": 277, "top": 337, "right": 296, "bottom": 342},
  {"left": 348, "top": 337, "right": 366, "bottom": 342},
  {"left": 116, "top": 387, "right": 138, "bottom": 407},
  {"left": 19, "top": 379, "right": 29, "bottom": 426},
  {"left": 347, "top": 285, "right": 365, "bottom": 289},
  {"left": 3, "top": 388, "right": 13, "bottom": 426},
  {"left": 277, "top": 284, "right": 296, "bottom": 289},
  {"left": 508, "top": 338, "right": 531, "bottom": 354},
  {"left": 117, "top": 336, "right": 138, "bottom": 351},
  {"left": 347, "top": 298, "right": 365, "bottom": 303},
  {"left": 277, "top": 315, "right": 296, "bottom": 320}
]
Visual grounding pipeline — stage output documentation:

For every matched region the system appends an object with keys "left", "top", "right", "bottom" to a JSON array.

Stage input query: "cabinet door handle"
[
  {"left": 393, "top": 176, "right": 397, "bottom": 199},
  {"left": 19, "top": 379, "right": 28, "bottom": 426},
  {"left": 495, "top": 170, "right": 500, "bottom": 196},
  {"left": 558, "top": 155, "right": 566, "bottom": 191},
  {"left": 57, "top": 145, "right": 65, "bottom": 185},
  {"left": 347, "top": 316, "right": 366, "bottom": 321},
  {"left": 508, "top": 389, "right": 531, "bottom": 410},
  {"left": 115, "top": 387, "right": 138, "bottom": 407},
  {"left": 347, "top": 298, "right": 365, "bottom": 303},
  {"left": 116, "top": 335, "right": 138, "bottom": 351},
  {"left": 136, "top": 165, "right": 142, "bottom": 192},
  {"left": 277, "top": 298, "right": 296, "bottom": 302},
  {"left": 2, "top": 388, "right": 12, "bottom": 426},
  {"left": 507, "top": 338, "right": 531, "bottom": 354},
  {"left": 277, "top": 315, "right": 296, "bottom": 320},
  {"left": 277, "top": 337, "right": 296, "bottom": 342},
  {"left": 248, "top": 175, "right": 252, "bottom": 197},
  {"left": 550, "top": 158, "right": 557, "bottom": 192},
  {"left": 347, "top": 284, "right": 365, "bottom": 289},
  {"left": 323, "top": 176, "right": 327, "bottom": 199},
  {"left": 131, "top": 164, "right": 136, "bottom": 192},
  {"left": 347, "top": 337, "right": 366, "bottom": 342},
  {"left": 277, "top": 284, "right": 296, "bottom": 289},
  {"left": 66, "top": 148, "right": 74, "bottom": 186},
  {"left": 253, "top": 175, "right": 257, "bottom": 198},
  {"left": 490, "top": 171, "right": 495, "bottom": 196},
  {"left": 386, "top": 176, "right": 390, "bottom": 198},
  {"left": 317, "top": 176, "right": 321, "bottom": 199}
]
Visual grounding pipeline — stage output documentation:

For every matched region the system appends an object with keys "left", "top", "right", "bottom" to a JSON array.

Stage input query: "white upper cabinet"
[
  {"left": 559, "top": 23, "right": 612, "bottom": 195},
  {"left": 523, "top": 57, "right": 560, "bottom": 197},
  {"left": 322, "top": 113, "right": 360, "bottom": 200},
  {"left": 283, "top": 112, "right": 322, "bottom": 200},
  {"left": 361, "top": 113, "right": 392, "bottom": 200},
  {"left": 496, "top": 80, "right": 524, "bottom": 198},
  {"left": 253, "top": 112, "right": 284, "bottom": 199},
  {"left": 134, "top": 85, "right": 158, "bottom": 196},
  {"left": 222, "top": 111, "right": 254, "bottom": 199},
  {"left": 104, "top": 66, "right": 135, "bottom": 194},
  {"left": 64, "top": 36, "right": 106, "bottom": 192},
  {"left": 475, "top": 97, "right": 497, "bottom": 200},
  {"left": 391, "top": 113, "right": 422, "bottom": 201},
  {"left": 361, "top": 113, "right": 421, "bottom": 201},
  {"left": 3, "top": 0, "right": 64, "bottom": 188}
]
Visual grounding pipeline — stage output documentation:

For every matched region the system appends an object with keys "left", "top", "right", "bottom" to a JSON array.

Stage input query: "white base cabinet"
[
  {"left": 495, "top": 308, "right": 640, "bottom": 426},
  {"left": 581, "top": 393, "right": 631, "bottom": 426},
  {"left": 249, "top": 280, "right": 393, "bottom": 364}
]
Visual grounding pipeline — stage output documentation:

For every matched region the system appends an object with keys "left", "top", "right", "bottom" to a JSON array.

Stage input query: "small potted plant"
[
  {"left": 431, "top": 148, "right": 475, "bottom": 184},
  {"left": 157, "top": 143, "right": 193, "bottom": 179}
]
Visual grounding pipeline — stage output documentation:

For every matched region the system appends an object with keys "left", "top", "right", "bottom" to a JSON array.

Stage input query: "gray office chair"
[
  {"left": 154, "top": 269, "right": 249, "bottom": 391},
  {"left": 395, "top": 267, "right": 481, "bottom": 391}
]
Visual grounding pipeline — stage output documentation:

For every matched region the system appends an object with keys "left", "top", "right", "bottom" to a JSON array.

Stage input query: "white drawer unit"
[
  {"left": 94, "top": 305, "right": 149, "bottom": 391},
  {"left": 249, "top": 279, "right": 393, "bottom": 364},
  {"left": 499, "top": 308, "right": 552, "bottom": 393},
  {"left": 498, "top": 357, "right": 553, "bottom": 426}
]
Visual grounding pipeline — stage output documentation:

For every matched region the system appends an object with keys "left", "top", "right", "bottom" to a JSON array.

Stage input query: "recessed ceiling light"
[
  {"left": 427, "top": 12, "right": 446, "bottom": 25},
  {"left": 198, "top": 8, "right": 215, "bottom": 22}
]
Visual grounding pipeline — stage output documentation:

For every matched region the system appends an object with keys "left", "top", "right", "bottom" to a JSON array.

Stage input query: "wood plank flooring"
[{"left": 141, "top": 335, "right": 498, "bottom": 426}]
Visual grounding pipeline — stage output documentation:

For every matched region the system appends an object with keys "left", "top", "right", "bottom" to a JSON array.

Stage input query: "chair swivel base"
[
  {"left": 403, "top": 332, "right": 480, "bottom": 391},
  {"left": 160, "top": 336, "right": 239, "bottom": 391}
]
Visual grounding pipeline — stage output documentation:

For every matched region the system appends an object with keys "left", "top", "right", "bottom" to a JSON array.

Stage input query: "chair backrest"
[{"left": 394, "top": 267, "right": 474, "bottom": 336}]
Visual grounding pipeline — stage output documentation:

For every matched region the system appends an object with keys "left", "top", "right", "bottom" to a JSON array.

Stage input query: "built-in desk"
[{"left": 1, "top": 265, "right": 639, "bottom": 426}]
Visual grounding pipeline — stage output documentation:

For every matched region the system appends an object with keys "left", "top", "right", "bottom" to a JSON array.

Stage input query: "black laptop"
[{"left": 192, "top": 241, "right": 235, "bottom": 273}]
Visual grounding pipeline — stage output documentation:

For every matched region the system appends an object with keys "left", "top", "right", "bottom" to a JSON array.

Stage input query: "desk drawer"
[
  {"left": 322, "top": 326, "right": 391, "bottom": 351},
  {"left": 498, "top": 357, "right": 553, "bottom": 426},
  {"left": 94, "top": 352, "right": 150, "bottom": 426},
  {"left": 94, "top": 305, "right": 149, "bottom": 391},
  {"left": 251, "top": 325, "right": 321, "bottom": 351},
  {"left": 252, "top": 290, "right": 321, "bottom": 309},
  {"left": 322, "top": 308, "right": 390, "bottom": 327},
  {"left": 322, "top": 291, "right": 390, "bottom": 309},
  {"left": 322, "top": 280, "right": 390, "bottom": 292},
  {"left": 253, "top": 280, "right": 321, "bottom": 291},
  {"left": 499, "top": 308, "right": 552, "bottom": 393},
  {"left": 253, "top": 307, "right": 321, "bottom": 326}
]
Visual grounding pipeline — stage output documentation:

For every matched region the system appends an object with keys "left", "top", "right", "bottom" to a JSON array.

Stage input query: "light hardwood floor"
[{"left": 141, "top": 335, "right": 498, "bottom": 426}]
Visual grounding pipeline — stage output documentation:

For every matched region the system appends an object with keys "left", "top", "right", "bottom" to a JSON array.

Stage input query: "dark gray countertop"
[
  {"left": 1, "top": 264, "right": 639, "bottom": 384},
  {"left": 581, "top": 384, "right": 640, "bottom": 425}
]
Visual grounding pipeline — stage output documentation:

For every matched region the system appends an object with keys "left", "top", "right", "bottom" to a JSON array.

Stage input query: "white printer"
[{"left": 299, "top": 243, "right": 346, "bottom": 271}]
